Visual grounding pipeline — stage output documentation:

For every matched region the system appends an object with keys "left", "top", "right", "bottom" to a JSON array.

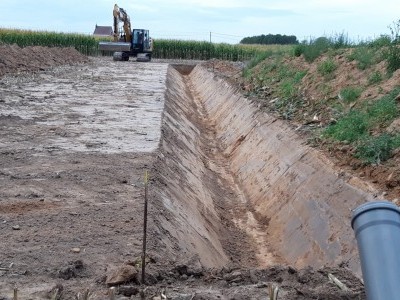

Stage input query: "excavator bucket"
[{"left": 98, "top": 42, "right": 131, "bottom": 52}]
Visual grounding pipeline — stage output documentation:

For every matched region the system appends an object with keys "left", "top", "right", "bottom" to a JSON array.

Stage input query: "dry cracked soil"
[{"left": 0, "top": 46, "right": 366, "bottom": 299}]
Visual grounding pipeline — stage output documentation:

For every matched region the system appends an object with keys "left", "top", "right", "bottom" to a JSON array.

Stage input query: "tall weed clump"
[
  {"left": 385, "top": 20, "right": 400, "bottom": 73},
  {"left": 294, "top": 33, "right": 351, "bottom": 62}
]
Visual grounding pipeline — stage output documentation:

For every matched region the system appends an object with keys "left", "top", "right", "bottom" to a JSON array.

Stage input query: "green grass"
[
  {"left": 324, "top": 110, "right": 369, "bottom": 142},
  {"left": 304, "top": 37, "right": 331, "bottom": 62},
  {"left": 339, "top": 87, "right": 363, "bottom": 103},
  {"left": 243, "top": 50, "right": 274, "bottom": 78},
  {"left": 294, "top": 33, "right": 351, "bottom": 62},
  {"left": 356, "top": 134, "right": 400, "bottom": 164},
  {"left": 347, "top": 47, "right": 377, "bottom": 70},
  {"left": 317, "top": 58, "right": 337, "bottom": 76},
  {"left": 324, "top": 87, "right": 400, "bottom": 163},
  {"left": 366, "top": 89, "right": 400, "bottom": 126},
  {"left": 368, "top": 71, "right": 383, "bottom": 85}
]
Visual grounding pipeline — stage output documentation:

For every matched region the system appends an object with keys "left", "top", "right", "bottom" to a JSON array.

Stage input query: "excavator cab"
[
  {"left": 132, "top": 29, "right": 150, "bottom": 51},
  {"left": 132, "top": 29, "right": 152, "bottom": 61}
]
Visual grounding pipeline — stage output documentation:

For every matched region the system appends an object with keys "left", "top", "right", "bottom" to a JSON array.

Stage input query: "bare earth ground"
[{"left": 0, "top": 46, "right": 365, "bottom": 299}]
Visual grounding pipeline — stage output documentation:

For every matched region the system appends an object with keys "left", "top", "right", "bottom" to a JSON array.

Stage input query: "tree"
[{"left": 240, "top": 34, "right": 298, "bottom": 45}]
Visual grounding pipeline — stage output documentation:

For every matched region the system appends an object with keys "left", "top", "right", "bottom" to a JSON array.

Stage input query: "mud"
[{"left": 0, "top": 53, "right": 367, "bottom": 299}]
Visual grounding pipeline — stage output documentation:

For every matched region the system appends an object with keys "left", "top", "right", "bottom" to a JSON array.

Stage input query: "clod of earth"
[{"left": 106, "top": 263, "right": 138, "bottom": 286}]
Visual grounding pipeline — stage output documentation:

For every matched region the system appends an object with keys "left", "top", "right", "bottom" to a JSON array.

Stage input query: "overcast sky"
[{"left": 0, "top": 0, "right": 399, "bottom": 43}]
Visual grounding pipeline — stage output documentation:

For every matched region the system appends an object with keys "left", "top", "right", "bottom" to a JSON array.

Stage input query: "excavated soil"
[{"left": 0, "top": 47, "right": 366, "bottom": 299}]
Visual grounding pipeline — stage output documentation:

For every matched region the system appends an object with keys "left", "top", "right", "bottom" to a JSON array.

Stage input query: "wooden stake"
[
  {"left": 141, "top": 170, "right": 149, "bottom": 284},
  {"left": 13, "top": 287, "right": 18, "bottom": 300},
  {"left": 109, "top": 287, "right": 115, "bottom": 300},
  {"left": 269, "top": 284, "right": 279, "bottom": 300}
]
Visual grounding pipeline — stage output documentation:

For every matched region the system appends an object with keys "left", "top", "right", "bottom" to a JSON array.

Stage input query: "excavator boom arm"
[{"left": 112, "top": 4, "right": 132, "bottom": 43}]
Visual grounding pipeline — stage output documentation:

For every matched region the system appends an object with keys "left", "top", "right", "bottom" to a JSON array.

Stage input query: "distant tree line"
[{"left": 240, "top": 34, "right": 299, "bottom": 45}]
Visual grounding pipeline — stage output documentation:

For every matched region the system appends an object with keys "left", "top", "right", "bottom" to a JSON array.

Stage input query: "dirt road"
[{"left": 0, "top": 55, "right": 366, "bottom": 299}]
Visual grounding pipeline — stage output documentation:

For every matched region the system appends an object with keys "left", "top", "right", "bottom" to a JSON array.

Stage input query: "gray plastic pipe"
[{"left": 351, "top": 201, "right": 400, "bottom": 300}]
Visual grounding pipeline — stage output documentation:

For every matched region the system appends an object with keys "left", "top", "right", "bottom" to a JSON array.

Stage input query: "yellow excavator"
[{"left": 99, "top": 4, "right": 153, "bottom": 62}]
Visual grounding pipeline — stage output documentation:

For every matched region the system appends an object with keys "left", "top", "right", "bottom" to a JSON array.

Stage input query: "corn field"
[
  {"left": 152, "top": 39, "right": 267, "bottom": 61},
  {"left": 0, "top": 28, "right": 286, "bottom": 61},
  {"left": 0, "top": 28, "right": 100, "bottom": 56}
]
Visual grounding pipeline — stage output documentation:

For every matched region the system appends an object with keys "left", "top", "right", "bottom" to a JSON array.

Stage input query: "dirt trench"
[{"left": 154, "top": 64, "right": 376, "bottom": 277}]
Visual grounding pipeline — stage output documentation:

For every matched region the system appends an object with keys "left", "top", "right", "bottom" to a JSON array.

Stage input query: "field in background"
[
  {"left": 0, "top": 28, "right": 294, "bottom": 61},
  {"left": 0, "top": 28, "right": 99, "bottom": 55}
]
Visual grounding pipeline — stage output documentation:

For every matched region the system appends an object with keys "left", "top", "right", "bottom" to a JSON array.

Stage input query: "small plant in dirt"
[
  {"left": 368, "top": 70, "right": 383, "bottom": 85},
  {"left": 317, "top": 58, "right": 337, "bottom": 77},
  {"left": 366, "top": 88, "right": 400, "bottom": 127},
  {"left": 347, "top": 47, "right": 377, "bottom": 70},
  {"left": 339, "top": 86, "right": 363, "bottom": 103},
  {"left": 356, "top": 133, "right": 400, "bottom": 164}
]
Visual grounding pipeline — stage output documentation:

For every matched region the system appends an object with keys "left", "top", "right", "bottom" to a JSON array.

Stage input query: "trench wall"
[
  {"left": 188, "top": 65, "right": 376, "bottom": 275},
  {"left": 153, "top": 65, "right": 229, "bottom": 268}
]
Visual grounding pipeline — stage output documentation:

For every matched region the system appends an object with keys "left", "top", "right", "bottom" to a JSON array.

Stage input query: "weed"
[
  {"left": 319, "top": 83, "right": 333, "bottom": 97},
  {"left": 276, "top": 64, "right": 293, "bottom": 81},
  {"left": 317, "top": 58, "right": 337, "bottom": 76},
  {"left": 324, "top": 110, "right": 369, "bottom": 142},
  {"left": 293, "top": 43, "right": 306, "bottom": 57},
  {"left": 339, "top": 87, "right": 363, "bottom": 103},
  {"left": 245, "top": 51, "right": 274, "bottom": 70},
  {"left": 385, "top": 46, "right": 400, "bottom": 74},
  {"left": 347, "top": 47, "right": 376, "bottom": 70},
  {"left": 367, "top": 89, "right": 399, "bottom": 126},
  {"left": 368, "top": 71, "right": 383, "bottom": 85},
  {"left": 356, "top": 134, "right": 400, "bottom": 164},
  {"left": 293, "top": 70, "right": 307, "bottom": 83},
  {"left": 385, "top": 19, "right": 400, "bottom": 73},
  {"left": 279, "top": 81, "right": 296, "bottom": 98},
  {"left": 369, "top": 35, "right": 391, "bottom": 48},
  {"left": 303, "top": 37, "right": 332, "bottom": 62},
  {"left": 331, "top": 31, "right": 351, "bottom": 49},
  {"left": 324, "top": 87, "right": 400, "bottom": 163}
]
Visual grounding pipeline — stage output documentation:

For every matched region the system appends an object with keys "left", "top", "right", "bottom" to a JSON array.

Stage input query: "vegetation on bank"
[{"left": 243, "top": 21, "right": 400, "bottom": 166}]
